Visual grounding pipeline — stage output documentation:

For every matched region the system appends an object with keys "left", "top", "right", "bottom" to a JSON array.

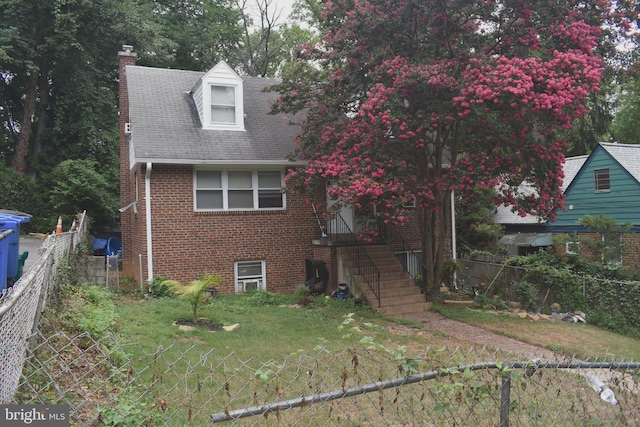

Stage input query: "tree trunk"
[
  {"left": 29, "top": 54, "right": 51, "bottom": 180},
  {"left": 11, "top": 71, "right": 39, "bottom": 173}
]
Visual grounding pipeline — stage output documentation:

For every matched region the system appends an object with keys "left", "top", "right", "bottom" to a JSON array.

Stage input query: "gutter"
[{"left": 145, "top": 162, "right": 153, "bottom": 282}]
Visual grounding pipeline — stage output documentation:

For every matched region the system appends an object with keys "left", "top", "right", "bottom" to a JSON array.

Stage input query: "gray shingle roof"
[
  {"left": 599, "top": 142, "right": 640, "bottom": 182},
  {"left": 492, "top": 154, "right": 588, "bottom": 224},
  {"left": 125, "top": 65, "right": 301, "bottom": 164}
]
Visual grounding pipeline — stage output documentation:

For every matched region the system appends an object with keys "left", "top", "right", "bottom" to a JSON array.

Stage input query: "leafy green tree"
[
  {"left": 455, "top": 188, "right": 504, "bottom": 254},
  {"left": 610, "top": 75, "right": 640, "bottom": 144},
  {"left": 138, "top": 0, "right": 243, "bottom": 71},
  {"left": 234, "top": 0, "right": 318, "bottom": 77},
  {"left": 272, "top": 0, "right": 636, "bottom": 290},
  {"left": 577, "top": 214, "right": 632, "bottom": 265},
  {"left": 49, "top": 160, "right": 118, "bottom": 230}
]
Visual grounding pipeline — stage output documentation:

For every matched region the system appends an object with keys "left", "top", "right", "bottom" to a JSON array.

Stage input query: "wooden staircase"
[{"left": 338, "top": 244, "right": 430, "bottom": 317}]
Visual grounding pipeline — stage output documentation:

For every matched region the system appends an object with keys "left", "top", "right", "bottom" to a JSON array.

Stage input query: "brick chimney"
[
  {"left": 118, "top": 45, "right": 137, "bottom": 277},
  {"left": 118, "top": 45, "right": 136, "bottom": 142}
]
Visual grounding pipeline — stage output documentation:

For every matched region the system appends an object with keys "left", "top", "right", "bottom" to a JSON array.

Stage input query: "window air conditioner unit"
[
  {"left": 124, "top": 123, "right": 132, "bottom": 135},
  {"left": 240, "top": 280, "right": 261, "bottom": 292}
]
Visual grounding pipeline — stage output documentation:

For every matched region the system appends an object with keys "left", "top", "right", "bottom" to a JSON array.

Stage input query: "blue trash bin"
[
  {"left": 0, "top": 229, "right": 14, "bottom": 291},
  {"left": 106, "top": 237, "right": 122, "bottom": 257},
  {"left": 0, "top": 211, "right": 31, "bottom": 287}
]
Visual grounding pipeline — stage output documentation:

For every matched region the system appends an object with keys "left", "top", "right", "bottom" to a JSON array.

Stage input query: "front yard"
[{"left": 22, "top": 284, "right": 640, "bottom": 425}]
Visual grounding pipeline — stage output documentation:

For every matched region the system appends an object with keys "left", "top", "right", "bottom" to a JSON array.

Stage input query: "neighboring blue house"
[
  {"left": 494, "top": 143, "right": 640, "bottom": 269},
  {"left": 547, "top": 143, "right": 640, "bottom": 233}
]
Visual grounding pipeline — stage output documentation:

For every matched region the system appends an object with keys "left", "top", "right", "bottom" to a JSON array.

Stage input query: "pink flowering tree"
[{"left": 272, "top": 0, "right": 638, "bottom": 290}]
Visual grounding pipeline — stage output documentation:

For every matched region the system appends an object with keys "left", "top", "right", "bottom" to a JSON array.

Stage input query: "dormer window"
[
  {"left": 192, "top": 61, "right": 245, "bottom": 131},
  {"left": 211, "top": 85, "right": 236, "bottom": 124}
]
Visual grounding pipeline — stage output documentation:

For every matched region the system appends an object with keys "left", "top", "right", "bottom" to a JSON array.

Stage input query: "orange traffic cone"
[
  {"left": 56, "top": 216, "right": 63, "bottom": 234},
  {"left": 70, "top": 217, "right": 77, "bottom": 232}
]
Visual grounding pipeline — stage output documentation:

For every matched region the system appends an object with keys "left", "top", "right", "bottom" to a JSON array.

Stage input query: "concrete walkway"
[{"left": 19, "top": 236, "right": 46, "bottom": 273}]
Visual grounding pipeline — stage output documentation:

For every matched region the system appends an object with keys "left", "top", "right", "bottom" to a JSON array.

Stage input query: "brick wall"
[
  {"left": 553, "top": 232, "right": 640, "bottom": 274},
  {"left": 118, "top": 47, "right": 137, "bottom": 278},
  {"left": 147, "top": 165, "right": 317, "bottom": 293}
]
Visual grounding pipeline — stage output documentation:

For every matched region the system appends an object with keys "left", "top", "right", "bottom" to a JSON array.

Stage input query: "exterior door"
[{"left": 326, "top": 182, "right": 355, "bottom": 234}]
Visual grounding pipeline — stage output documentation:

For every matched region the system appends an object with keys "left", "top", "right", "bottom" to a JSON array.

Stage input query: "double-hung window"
[
  {"left": 195, "top": 169, "right": 284, "bottom": 211},
  {"left": 210, "top": 85, "right": 236, "bottom": 124},
  {"left": 594, "top": 168, "right": 610, "bottom": 192}
]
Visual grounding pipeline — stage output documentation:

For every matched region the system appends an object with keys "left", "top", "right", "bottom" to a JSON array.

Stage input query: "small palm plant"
[{"left": 162, "top": 272, "right": 221, "bottom": 325}]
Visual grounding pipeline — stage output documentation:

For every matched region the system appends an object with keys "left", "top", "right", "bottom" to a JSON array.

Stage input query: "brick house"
[
  {"left": 117, "top": 46, "right": 429, "bottom": 312},
  {"left": 118, "top": 46, "right": 318, "bottom": 293}
]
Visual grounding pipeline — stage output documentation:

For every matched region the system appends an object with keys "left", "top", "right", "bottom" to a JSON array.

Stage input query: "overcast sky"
[{"left": 245, "top": 0, "right": 298, "bottom": 25}]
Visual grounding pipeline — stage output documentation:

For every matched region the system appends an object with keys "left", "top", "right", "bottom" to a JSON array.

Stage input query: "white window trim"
[
  {"left": 403, "top": 196, "right": 416, "bottom": 208},
  {"left": 198, "top": 62, "right": 245, "bottom": 131},
  {"left": 594, "top": 168, "right": 610, "bottom": 192},
  {"left": 194, "top": 168, "right": 286, "bottom": 211},
  {"left": 235, "top": 260, "right": 266, "bottom": 293},
  {"left": 206, "top": 83, "right": 243, "bottom": 130},
  {"left": 565, "top": 241, "right": 579, "bottom": 255}
]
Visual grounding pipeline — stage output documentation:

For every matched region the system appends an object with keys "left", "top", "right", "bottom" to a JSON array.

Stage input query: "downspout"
[
  {"left": 145, "top": 162, "right": 153, "bottom": 283},
  {"left": 450, "top": 190, "right": 457, "bottom": 289}
]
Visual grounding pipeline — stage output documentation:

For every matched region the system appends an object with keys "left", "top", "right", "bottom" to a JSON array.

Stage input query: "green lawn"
[
  {"left": 32, "top": 286, "right": 639, "bottom": 425},
  {"left": 431, "top": 304, "right": 640, "bottom": 360},
  {"left": 115, "top": 292, "right": 446, "bottom": 361}
]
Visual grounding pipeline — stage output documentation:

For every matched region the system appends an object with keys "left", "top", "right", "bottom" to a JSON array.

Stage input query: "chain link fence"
[
  {"left": 15, "top": 330, "right": 640, "bottom": 426},
  {"left": 0, "top": 212, "right": 87, "bottom": 403},
  {"left": 458, "top": 259, "right": 640, "bottom": 327}
]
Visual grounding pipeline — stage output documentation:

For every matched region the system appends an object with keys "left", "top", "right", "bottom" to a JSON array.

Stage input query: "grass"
[
  {"left": 115, "top": 292, "right": 450, "bottom": 361},
  {"left": 431, "top": 304, "right": 640, "bottom": 360},
  {"left": 31, "top": 286, "right": 640, "bottom": 425}
]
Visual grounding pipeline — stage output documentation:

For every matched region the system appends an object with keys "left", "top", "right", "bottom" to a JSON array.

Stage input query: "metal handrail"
[
  {"left": 330, "top": 213, "right": 381, "bottom": 307},
  {"left": 380, "top": 222, "right": 429, "bottom": 288}
]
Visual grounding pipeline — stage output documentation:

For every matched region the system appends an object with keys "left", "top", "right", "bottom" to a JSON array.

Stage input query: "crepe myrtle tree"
[{"left": 271, "top": 0, "right": 638, "bottom": 290}]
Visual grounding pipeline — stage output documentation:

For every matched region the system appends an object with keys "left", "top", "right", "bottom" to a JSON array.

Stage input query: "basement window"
[{"left": 235, "top": 260, "right": 266, "bottom": 293}]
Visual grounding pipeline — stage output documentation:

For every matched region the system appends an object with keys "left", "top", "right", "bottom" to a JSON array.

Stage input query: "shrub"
[
  {"left": 149, "top": 275, "right": 174, "bottom": 298},
  {"left": 512, "top": 281, "right": 540, "bottom": 311}
]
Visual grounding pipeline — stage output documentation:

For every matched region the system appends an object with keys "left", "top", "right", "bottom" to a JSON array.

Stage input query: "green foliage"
[
  {"left": 293, "top": 283, "right": 313, "bottom": 305},
  {"left": 577, "top": 214, "right": 631, "bottom": 265},
  {"left": 49, "top": 159, "right": 118, "bottom": 230},
  {"left": 97, "top": 387, "right": 158, "bottom": 426},
  {"left": 51, "top": 284, "right": 119, "bottom": 338},
  {"left": 506, "top": 251, "right": 640, "bottom": 336},
  {"left": 512, "top": 281, "right": 540, "bottom": 311},
  {"left": 455, "top": 187, "right": 505, "bottom": 254},
  {"left": 148, "top": 275, "right": 175, "bottom": 298},
  {"left": 610, "top": 76, "right": 640, "bottom": 145},
  {"left": 162, "top": 272, "right": 222, "bottom": 324},
  {"left": 473, "top": 294, "right": 507, "bottom": 310},
  {"left": 243, "top": 290, "right": 291, "bottom": 307},
  {"left": 0, "top": 164, "right": 38, "bottom": 214}
]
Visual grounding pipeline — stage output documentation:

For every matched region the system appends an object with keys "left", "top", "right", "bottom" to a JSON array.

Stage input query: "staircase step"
[
  {"left": 339, "top": 244, "right": 429, "bottom": 317},
  {"left": 379, "top": 302, "right": 432, "bottom": 317}
]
